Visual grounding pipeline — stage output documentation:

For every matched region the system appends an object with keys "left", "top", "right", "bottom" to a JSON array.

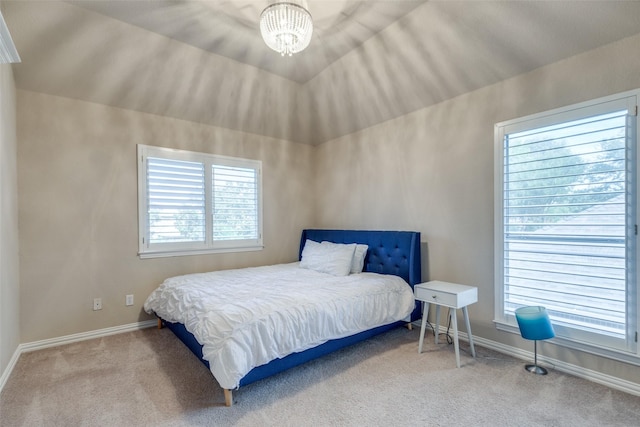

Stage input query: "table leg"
[
  {"left": 463, "top": 306, "right": 476, "bottom": 358},
  {"left": 434, "top": 305, "right": 441, "bottom": 344},
  {"left": 418, "top": 301, "right": 430, "bottom": 353},
  {"left": 451, "top": 308, "right": 460, "bottom": 368}
]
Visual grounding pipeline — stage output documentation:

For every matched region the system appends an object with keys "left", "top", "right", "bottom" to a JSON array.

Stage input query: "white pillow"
[
  {"left": 319, "top": 241, "right": 367, "bottom": 275},
  {"left": 350, "top": 244, "right": 369, "bottom": 274},
  {"left": 299, "top": 240, "right": 356, "bottom": 276}
]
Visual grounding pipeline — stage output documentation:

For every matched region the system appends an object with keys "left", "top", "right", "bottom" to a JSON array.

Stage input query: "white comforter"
[{"left": 144, "top": 262, "right": 414, "bottom": 389}]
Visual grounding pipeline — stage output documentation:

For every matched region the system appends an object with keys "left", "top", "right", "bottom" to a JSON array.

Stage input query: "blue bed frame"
[{"left": 162, "top": 229, "right": 421, "bottom": 405}]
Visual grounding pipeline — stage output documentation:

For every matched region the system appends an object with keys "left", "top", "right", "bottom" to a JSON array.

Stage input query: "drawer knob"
[{"left": 432, "top": 295, "right": 437, "bottom": 299}]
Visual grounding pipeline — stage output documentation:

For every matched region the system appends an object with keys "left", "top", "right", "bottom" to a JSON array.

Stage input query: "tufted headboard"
[{"left": 299, "top": 229, "right": 422, "bottom": 320}]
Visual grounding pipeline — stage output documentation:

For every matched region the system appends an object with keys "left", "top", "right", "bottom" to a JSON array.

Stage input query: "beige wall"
[
  {"left": 315, "top": 33, "right": 640, "bottom": 385},
  {"left": 17, "top": 90, "right": 316, "bottom": 343},
  {"left": 0, "top": 63, "right": 19, "bottom": 376}
]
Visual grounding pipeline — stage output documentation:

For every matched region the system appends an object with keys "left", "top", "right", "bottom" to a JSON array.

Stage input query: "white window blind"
[
  {"left": 212, "top": 165, "right": 259, "bottom": 241},
  {"left": 147, "top": 157, "right": 205, "bottom": 244},
  {"left": 138, "top": 145, "right": 263, "bottom": 258},
  {"left": 495, "top": 91, "right": 638, "bottom": 359}
]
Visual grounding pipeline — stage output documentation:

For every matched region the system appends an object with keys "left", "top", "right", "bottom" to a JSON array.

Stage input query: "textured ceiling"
[
  {"left": 71, "top": 0, "right": 427, "bottom": 83},
  {"left": 5, "top": 1, "right": 640, "bottom": 145}
]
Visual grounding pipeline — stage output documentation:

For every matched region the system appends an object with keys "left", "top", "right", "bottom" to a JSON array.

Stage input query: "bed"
[{"left": 144, "top": 229, "right": 422, "bottom": 406}]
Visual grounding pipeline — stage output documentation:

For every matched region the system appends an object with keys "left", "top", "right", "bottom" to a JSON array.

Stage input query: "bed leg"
[
  {"left": 406, "top": 322, "right": 413, "bottom": 331},
  {"left": 157, "top": 318, "right": 163, "bottom": 329},
  {"left": 224, "top": 389, "right": 233, "bottom": 407}
]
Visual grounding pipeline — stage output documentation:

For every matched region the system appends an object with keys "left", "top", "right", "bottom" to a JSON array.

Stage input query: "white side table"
[{"left": 415, "top": 280, "right": 478, "bottom": 368}]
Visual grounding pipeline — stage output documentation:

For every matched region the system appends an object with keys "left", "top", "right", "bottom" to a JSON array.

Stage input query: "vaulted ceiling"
[{"left": 4, "top": 1, "right": 640, "bottom": 145}]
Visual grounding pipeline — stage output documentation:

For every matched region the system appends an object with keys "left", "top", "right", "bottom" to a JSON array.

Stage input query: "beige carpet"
[{"left": 1, "top": 326, "right": 639, "bottom": 426}]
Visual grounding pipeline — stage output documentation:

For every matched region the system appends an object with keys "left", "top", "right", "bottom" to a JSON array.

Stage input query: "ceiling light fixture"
[{"left": 260, "top": 1, "right": 313, "bottom": 57}]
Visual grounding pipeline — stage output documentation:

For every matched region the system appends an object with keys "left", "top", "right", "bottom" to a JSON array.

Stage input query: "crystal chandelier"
[{"left": 260, "top": 1, "right": 313, "bottom": 56}]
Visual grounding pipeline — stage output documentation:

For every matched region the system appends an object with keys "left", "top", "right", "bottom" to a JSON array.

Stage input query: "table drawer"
[{"left": 415, "top": 286, "right": 458, "bottom": 307}]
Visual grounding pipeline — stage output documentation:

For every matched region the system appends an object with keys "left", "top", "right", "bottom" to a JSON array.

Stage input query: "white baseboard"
[
  {"left": 470, "top": 334, "right": 640, "bottom": 396},
  {"left": 19, "top": 319, "right": 158, "bottom": 353},
  {"left": 0, "top": 319, "right": 157, "bottom": 394},
  {"left": 412, "top": 320, "right": 640, "bottom": 397},
  {"left": 0, "top": 346, "right": 21, "bottom": 393}
]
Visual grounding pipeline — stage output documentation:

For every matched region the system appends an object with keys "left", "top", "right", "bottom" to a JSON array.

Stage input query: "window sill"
[{"left": 139, "top": 245, "right": 264, "bottom": 259}]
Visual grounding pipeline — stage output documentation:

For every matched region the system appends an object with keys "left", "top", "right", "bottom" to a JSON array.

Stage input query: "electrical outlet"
[
  {"left": 126, "top": 294, "right": 134, "bottom": 306},
  {"left": 93, "top": 298, "right": 102, "bottom": 311}
]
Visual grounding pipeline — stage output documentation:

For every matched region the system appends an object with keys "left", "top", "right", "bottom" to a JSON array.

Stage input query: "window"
[
  {"left": 137, "top": 145, "right": 263, "bottom": 258},
  {"left": 494, "top": 90, "right": 639, "bottom": 362}
]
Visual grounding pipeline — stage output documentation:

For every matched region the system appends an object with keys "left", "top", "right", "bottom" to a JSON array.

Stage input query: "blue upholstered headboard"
[
  {"left": 300, "top": 229, "right": 422, "bottom": 321},
  {"left": 299, "top": 229, "right": 422, "bottom": 287}
]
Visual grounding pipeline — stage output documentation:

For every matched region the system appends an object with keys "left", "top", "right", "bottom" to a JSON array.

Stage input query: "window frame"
[
  {"left": 137, "top": 144, "right": 263, "bottom": 258},
  {"left": 494, "top": 89, "right": 640, "bottom": 364}
]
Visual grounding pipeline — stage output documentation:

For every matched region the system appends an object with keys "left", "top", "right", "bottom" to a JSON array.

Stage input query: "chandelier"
[{"left": 260, "top": 1, "right": 313, "bottom": 56}]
